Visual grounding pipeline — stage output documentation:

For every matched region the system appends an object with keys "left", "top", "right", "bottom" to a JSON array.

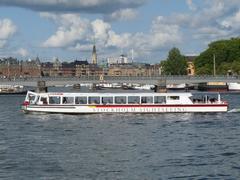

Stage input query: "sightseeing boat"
[
  {"left": 167, "top": 83, "right": 186, "bottom": 90},
  {"left": 198, "top": 82, "right": 228, "bottom": 92},
  {"left": 21, "top": 91, "right": 228, "bottom": 114},
  {"left": 0, "top": 85, "right": 27, "bottom": 95},
  {"left": 227, "top": 82, "right": 240, "bottom": 91}
]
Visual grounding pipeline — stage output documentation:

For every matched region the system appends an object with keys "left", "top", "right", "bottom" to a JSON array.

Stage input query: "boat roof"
[{"left": 28, "top": 91, "right": 193, "bottom": 97}]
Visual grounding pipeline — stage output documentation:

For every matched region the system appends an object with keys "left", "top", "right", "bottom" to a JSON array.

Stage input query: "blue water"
[{"left": 0, "top": 93, "right": 240, "bottom": 179}]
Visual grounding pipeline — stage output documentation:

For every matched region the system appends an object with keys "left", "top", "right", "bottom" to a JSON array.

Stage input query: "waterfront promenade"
[{"left": 0, "top": 75, "right": 240, "bottom": 87}]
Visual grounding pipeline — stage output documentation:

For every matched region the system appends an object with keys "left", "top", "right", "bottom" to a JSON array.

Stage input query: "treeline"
[
  {"left": 194, "top": 38, "right": 240, "bottom": 75},
  {"left": 161, "top": 38, "right": 240, "bottom": 75}
]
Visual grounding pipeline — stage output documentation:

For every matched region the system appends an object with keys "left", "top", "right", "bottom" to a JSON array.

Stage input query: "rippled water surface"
[{"left": 1, "top": 93, "right": 240, "bottom": 179}]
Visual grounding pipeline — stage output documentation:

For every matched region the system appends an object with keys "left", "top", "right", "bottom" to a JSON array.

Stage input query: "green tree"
[
  {"left": 195, "top": 38, "right": 240, "bottom": 75},
  {"left": 162, "top": 48, "right": 188, "bottom": 75},
  {"left": 232, "top": 60, "right": 240, "bottom": 74}
]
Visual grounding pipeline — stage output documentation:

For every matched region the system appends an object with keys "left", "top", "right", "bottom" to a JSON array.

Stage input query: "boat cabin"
[{"left": 25, "top": 91, "right": 221, "bottom": 106}]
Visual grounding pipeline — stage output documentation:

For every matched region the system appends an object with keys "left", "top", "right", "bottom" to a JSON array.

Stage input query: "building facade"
[
  {"left": 76, "top": 64, "right": 103, "bottom": 77},
  {"left": 0, "top": 57, "right": 41, "bottom": 78},
  {"left": 185, "top": 56, "right": 196, "bottom": 76},
  {"left": 108, "top": 63, "right": 160, "bottom": 77}
]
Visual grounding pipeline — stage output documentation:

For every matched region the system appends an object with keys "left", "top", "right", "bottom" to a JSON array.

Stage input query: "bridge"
[{"left": 0, "top": 75, "right": 240, "bottom": 87}]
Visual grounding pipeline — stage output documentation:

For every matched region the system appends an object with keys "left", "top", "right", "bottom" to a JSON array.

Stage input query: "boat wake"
[{"left": 228, "top": 108, "right": 240, "bottom": 113}]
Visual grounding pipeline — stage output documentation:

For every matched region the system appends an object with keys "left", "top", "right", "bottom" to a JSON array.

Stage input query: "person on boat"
[{"left": 63, "top": 97, "right": 67, "bottom": 104}]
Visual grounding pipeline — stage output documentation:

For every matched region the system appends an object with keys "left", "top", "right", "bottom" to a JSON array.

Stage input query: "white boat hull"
[
  {"left": 133, "top": 85, "right": 154, "bottom": 90},
  {"left": 167, "top": 83, "right": 186, "bottom": 90},
  {"left": 22, "top": 104, "right": 228, "bottom": 114},
  {"left": 228, "top": 83, "right": 240, "bottom": 91}
]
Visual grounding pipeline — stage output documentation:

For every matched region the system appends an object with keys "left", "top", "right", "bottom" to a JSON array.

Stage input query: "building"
[
  {"left": 108, "top": 63, "right": 145, "bottom": 76},
  {"left": 41, "top": 62, "right": 53, "bottom": 77},
  {"left": 119, "top": 54, "right": 128, "bottom": 64},
  {"left": 0, "top": 57, "right": 41, "bottom": 78},
  {"left": 146, "top": 64, "right": 162, "bottom": 76},
  {"left": 61, "top": 61, "right": 87, "bottom": 77},
  {"left": 50, "top": 57, "right": 62, "bottom": 77},
  {"left": 107, "top": 54, "right": 129, "bottom": 65},
  {"left": 185, "top": 56, "right": 196, "bottom": 76},
  {"left": 21, "top": 59, "right": 41, "bottom": 77},
  {"left": 76, "top": 63, "right": 103, "bottom": 77}
]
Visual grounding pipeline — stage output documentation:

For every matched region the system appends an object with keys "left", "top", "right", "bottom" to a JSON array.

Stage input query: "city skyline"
[{"left": 0, "top": 0, "right": 240, "bottom": 62}]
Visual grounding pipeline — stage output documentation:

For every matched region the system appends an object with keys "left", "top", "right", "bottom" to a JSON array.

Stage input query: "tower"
[{"left": 92, "top": 44, "right": 97, "bottom": 64}]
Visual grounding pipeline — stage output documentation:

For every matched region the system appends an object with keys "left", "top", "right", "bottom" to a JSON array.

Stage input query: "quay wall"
[{"left": 0, "top": 75, "right": 240, "bottom": 87}]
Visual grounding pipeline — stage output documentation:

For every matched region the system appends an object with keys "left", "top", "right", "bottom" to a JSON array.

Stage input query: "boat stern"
[{"left": 21, "top": 100, "right": 30, "bottom": 112}]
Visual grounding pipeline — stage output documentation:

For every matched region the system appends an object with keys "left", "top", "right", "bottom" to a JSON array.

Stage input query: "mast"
[
  {"left": 7, "top": 60, "right": 10, "bottom": 78},
  {"left": 213, "top": 54, "right": 216, "bottom": 76}
]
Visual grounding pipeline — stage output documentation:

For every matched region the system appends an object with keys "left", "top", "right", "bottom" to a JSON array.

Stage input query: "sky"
[{"left": 0, "top": 0, "right": 240, "bottom": 63}]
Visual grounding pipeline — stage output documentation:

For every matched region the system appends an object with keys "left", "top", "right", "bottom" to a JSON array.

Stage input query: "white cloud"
[
  {"left": 191, "top": 1, "right": 240, "bottom": 40},
  {"left": 41, "top": 13, "right": 182, "bottom": 59},
  {"left": 150, "top": 16, "right": 181, "bottom": 48},
  {"left": 186, "top": 0, "right": 196, "bottom": 11},
  {"left": 0, "top": 18, "right": 17, "bottom": 48},
  {"left": 156, "top": 0, "right": 240, "bottom": 45},
  {"left": 105, "top": 8, "right": 138, "bottom": 21},
  {"left": 221, "top": 10, "right": 240, "bottom": 29},
  {"left": 16, "top": 48, "right": 29, "bottom": 57},
  {"left": 91, "top": 19, "right": 111, "bottom": 44},
  {"left": 40, "top": 0, "right": 240, "bottom": 60},
  {"left": 69, "top": 44, "right": 93, "bottom": 52},
  {"left": 0, "top": 40, "right": 6, "bottom": 48},
  {"left": 42, "top": 13, "right": 91, "bottom": 48}
]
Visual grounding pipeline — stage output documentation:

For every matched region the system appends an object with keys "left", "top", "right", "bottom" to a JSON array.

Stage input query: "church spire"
[{"left": 92, "top": 39, "right": 97, "bottom": 64}]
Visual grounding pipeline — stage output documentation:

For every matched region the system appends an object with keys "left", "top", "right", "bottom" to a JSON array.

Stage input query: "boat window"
[
  {"left": 141, "top": 96, "right": 153, "bottom": 104},
  {"left": 115, "top": 96, "right": 127, "bottom": 104},
  {"left": 27, "top": 94, "right": 39, "bottom": 104},
  {"left": 62, "top": 96, "right": 74, "bottom": 104},
  {"left": 34, "top": 96, "right": 40, "bottom": 104},
  {"left": 49, "top": 96, "right": 61, "bottom": 104},
  {"left": 28, "top": 94, "right": 36, "bottom": 102},
  {"left": 154, "top": 96, "right": 166, "bottom": 104},
  {"left": 88, "top": 96, "right": 100, "bottom": 104},
  {"left": 75, "top": 97, "right": 87, "bottom": 104},
  {"left": 167, "top": 96, "right": 180, "bottom": 100},
  {"left": 40, "top": 97, "right": 48, "bottom": 104},
  {"left": 102, "top": 97, "right": 113, "bottom": 104},
  {"left": 128, "top": 96, "right": 140, "bottom": 104}
]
